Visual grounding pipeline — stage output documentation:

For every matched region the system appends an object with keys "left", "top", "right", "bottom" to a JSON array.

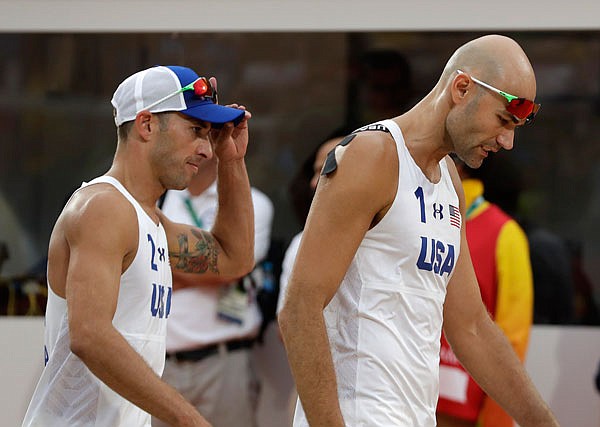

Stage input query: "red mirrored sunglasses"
[
  {"left": 144, "top": 77, "right": 218, "bottom": 111},
  {"left": 457, "top": 70, "right": 540, "bottom": 123}
]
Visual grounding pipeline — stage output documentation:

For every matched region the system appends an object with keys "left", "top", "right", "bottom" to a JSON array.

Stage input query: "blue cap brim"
[{"left": 181, "top": 99, "right": 245, "bottom": 127}]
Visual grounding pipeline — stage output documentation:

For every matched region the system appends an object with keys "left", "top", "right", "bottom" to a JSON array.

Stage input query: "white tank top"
[
  {"left": 294, "top": 120, "right": 462, "bottom": 426},
  {"left": 22, "top": 176, "right": 172, "bottom": 427}
]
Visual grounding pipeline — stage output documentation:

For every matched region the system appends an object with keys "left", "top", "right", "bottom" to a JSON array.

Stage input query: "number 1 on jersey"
[{"left": 415, "top": 186, "right": 426, "bottom": 223}]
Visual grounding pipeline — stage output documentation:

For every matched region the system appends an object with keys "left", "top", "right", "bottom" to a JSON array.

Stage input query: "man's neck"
[{"left": 107, "top": 156, "right": 163, "bottom": 211}]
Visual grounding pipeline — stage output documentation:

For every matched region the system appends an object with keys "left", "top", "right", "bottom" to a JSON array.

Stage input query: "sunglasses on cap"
[
  {"left": 144, "top": 77, "right": 218, "bottom": 111},
  {"left": 456, "top": 70, "right": 540, "bottom": 123}
]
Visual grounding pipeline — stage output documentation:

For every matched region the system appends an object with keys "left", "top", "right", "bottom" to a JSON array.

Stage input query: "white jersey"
[
  {"left": 23, "top": 176, "right": 172, "bottom": 427},
  {"left": 294, "top": 120, "right": 462, "bottom": 426}
]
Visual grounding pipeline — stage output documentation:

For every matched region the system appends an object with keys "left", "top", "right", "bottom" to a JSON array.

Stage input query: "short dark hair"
[
  {"left": 117, "top": 120, "right": 135, "bottom": 142},
  {"left": 116, "top": 112, "right": 171, "bottom": 142}
]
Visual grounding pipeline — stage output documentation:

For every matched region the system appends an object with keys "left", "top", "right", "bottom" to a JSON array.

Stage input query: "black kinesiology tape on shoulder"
[
  {"left": 322, "top": 134, "right": 355, "bottom": 176},
  {"left": 321, "top": 124, "right": 391, "bottom": 176}
]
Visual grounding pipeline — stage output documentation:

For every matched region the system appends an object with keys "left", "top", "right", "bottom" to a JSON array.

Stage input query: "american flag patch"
[{"left": 449, "top": 204, "right": 461, "bottom": 228}]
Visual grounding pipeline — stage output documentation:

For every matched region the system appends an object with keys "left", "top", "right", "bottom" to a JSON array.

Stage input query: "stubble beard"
[
  {"left": 452, "top": 144, "right": 485, "bottom": 169},
  {"left": 457, "top": 145, "right": 485, "bottom": 169},
  {"left": 152, "top": 135, "right": 190, "bottom": 191},
  {"left": 158, "top": 160, "right": 190, "bottom": 191},
  {"left": 447, "top": 117, "right": 484, "bottom": 169}
]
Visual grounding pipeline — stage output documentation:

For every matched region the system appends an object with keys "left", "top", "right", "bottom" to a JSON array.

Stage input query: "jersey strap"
[{"left": 321, "top": 123, "right": 391, "bottom": 176}]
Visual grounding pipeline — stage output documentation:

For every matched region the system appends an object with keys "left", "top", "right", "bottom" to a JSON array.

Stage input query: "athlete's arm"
[
  {"left": 161, "top": 110, "right": 255, "bottom": 288},
  {"left": 64, "top": 190, "right": 210, "bottom": 427},
  {"left": 442, "top": 158, "right": 559, "bottom": 427},
  {"left": 279, "top": 133, "right": 398, "bottom": 427}
]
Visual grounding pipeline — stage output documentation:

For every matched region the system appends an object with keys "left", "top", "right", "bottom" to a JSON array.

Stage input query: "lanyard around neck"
[
  {"left": 183, "top": 197, "right": 203, "bottom": 228},
  {"left": 465, "top": 195, "right": 485, "bottom": 219}
]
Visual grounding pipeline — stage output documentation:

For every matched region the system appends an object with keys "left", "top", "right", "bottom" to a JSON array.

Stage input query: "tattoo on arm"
[{"left": 170, "top": 228, "right": 219, "bottom": 274}]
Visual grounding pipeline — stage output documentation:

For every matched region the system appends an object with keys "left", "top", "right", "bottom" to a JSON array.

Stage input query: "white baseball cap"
[{"left": 111, "top": 65, "right": 245, "bottom": 127}]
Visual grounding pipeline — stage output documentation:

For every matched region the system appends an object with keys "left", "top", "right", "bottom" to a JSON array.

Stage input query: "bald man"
[{"left": 279, "top": 35, "right": 559, "bottom": 427}]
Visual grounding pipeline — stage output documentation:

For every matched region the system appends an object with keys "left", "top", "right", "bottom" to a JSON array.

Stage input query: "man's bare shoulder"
[
  {"left": 323, "top": 130, "right": 397, "bottom": 179},
  {"left": 346, "top": 129, "right": 395, "bottom": 151},
  {"left": 317, "top": 130, "right": 398, "bottom": 219},
  {"left": 59, "top": 183, "right": 137, "bottom": 243}
]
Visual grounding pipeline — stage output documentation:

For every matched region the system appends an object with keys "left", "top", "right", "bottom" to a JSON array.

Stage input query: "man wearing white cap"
[{"left": 22, "top": 65, "right": 255, "bottom": 427}]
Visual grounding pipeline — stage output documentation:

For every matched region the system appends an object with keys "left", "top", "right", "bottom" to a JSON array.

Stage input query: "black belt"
[{"left": 166, "top": 338, "right": 255, "bottom": 362}]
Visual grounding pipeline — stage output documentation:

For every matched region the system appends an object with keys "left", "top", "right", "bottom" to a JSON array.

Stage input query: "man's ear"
[
  {"left": 451, "top": 73, "right": 471, "bottom": 104},
  {"left": 135, "top": 110, "right": 153, "bottom": 140}
]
